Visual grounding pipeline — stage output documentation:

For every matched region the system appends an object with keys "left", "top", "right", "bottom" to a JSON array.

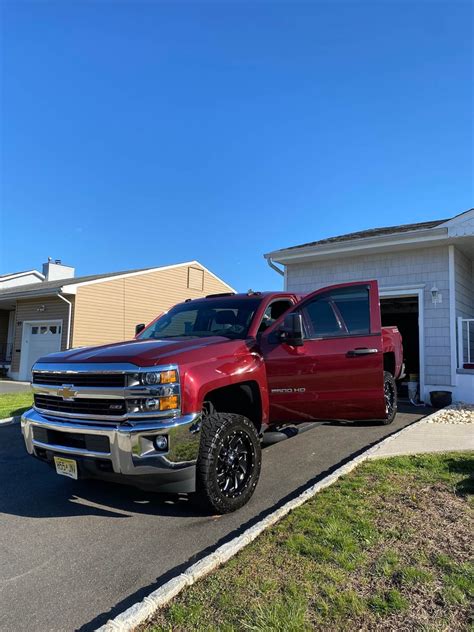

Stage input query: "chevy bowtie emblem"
[{"left": 57, "top": 385, "right": 77, "bottom": 401}]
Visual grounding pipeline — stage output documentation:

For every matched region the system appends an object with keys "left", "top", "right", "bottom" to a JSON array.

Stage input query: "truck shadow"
[
  {"left": 0, "top": 403, "right": 431, "bottom": 522},
  {"left": 317, "top": 402, "right": 432, "bottom": 427},
  {"left": 0, "top": 423, "right": 207, "bottom": 519}
]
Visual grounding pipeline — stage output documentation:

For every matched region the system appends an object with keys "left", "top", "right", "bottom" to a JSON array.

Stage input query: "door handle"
[{"left": 347, "top": 348, "right": 379, "bottom": 357}]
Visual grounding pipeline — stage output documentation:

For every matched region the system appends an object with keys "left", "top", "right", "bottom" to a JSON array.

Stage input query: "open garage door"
[{"left": 380, "top": 296, "right": 420, "bottom": 400}]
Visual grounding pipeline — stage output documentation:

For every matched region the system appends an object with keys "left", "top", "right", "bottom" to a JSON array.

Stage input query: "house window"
[{"left": 188, "top": 267, "right": 204, "bottom": 291}]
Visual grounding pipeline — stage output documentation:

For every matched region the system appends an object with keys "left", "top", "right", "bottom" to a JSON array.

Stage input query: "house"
[
  {"left": 0, "top": 260, "right": 234, "bottom": 381},
  {"left": 264, "top": 208, "right": 474, "bottom": 404}
]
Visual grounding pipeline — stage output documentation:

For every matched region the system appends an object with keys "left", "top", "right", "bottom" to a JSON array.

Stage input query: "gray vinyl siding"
[{"left": 285, "top": 245, "right": 451, "bottom": 386}]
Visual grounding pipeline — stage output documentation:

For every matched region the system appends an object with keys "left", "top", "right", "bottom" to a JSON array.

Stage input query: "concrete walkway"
[{"left": 371, "top": 420, "right": 474, "bottom": 458}]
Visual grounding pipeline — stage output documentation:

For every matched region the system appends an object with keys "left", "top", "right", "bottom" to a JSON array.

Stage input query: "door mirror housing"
[
  {"left": 135, "top": 323, "right": 146, "bottom": 336},
  {"left": 279, "top": 313, "right": 304, "bottom": 347}
]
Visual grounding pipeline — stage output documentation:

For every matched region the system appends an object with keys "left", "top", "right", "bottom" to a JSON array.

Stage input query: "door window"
[
  {"left": 332, "top": 287, "right": 370, "bottom": 334},
  {"left": 301, "top": 298, "right": 342, "bottom": 338},
  {"left": 300, "top": 286, "right": 370, "bottom": 339},
  {"left": 258, "top": 299, "right": 293, "bottom": 333}
]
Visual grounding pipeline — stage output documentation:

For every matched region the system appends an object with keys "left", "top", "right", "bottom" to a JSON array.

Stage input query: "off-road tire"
[
  {"left": 196, "top": 413, "right": 261, "bottom": 514},
  {"left": 381, "top": 371, "right": 397, "bottom": 425}
]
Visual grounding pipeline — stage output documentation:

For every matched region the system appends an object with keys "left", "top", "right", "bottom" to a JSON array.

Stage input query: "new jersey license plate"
[{"left": 54, "top": 456, "right": 78, "bottom": 480}]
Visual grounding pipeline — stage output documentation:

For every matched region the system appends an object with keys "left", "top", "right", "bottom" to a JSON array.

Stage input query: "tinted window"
[
  {"left": 138, "top": 299, "right": 261, "bottom": 340},
  {"left": 302, "top": 298, "right": 341, "bottom": 337},
  {"left": 333, "top": 287, "right": 370, "bottom": 334},
  {"left": 301, "top": 286, "right": 370, "bottom": 338},
  {"left": 258, "top": 300, "right": 293, "bottom": 333}
]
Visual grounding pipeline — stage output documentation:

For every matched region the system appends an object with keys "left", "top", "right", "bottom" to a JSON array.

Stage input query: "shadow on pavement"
[
  {"left": 79, "top": 410, "right": 428, "bottom": 631},
  {"left": 0, "top": 404, "right": 431, "bottom": 524}
]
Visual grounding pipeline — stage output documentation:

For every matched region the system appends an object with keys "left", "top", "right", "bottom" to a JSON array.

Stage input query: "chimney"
[{"left": 42, "top": 258, "right": 75, "bottom": 281}]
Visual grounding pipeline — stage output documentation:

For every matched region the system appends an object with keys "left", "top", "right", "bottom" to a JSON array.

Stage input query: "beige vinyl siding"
[
  {"left": 72, "top": 265, "right": 231, "bottom": 347},
  {"left": 10, "top": 296, "right": 73, "bottom": 373}
]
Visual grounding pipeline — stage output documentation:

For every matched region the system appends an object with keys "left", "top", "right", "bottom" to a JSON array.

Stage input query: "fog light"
[
  {"left": 143, "top": 398, "right": 160, "bottom": 411},
  {"left": 154, "top": 435, "right": 168, "bottom": 451}
]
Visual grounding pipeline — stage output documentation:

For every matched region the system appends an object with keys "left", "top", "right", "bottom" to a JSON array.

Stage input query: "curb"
[
  {"left": 97, "top": 412, "right": 437, "bottom": 632},
  {"left": 0, "top": 416, "right": 21, "bottom": 426}
]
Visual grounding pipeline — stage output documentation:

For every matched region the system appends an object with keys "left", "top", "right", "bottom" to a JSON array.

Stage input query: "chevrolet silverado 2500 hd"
[{"left": 22, "top": 281, "right": 403, "bottom": 513}]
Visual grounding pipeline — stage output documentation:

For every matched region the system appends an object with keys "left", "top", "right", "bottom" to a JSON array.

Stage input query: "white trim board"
[{"left": 448, "top": 246, "right": 457, "bottom": 386}]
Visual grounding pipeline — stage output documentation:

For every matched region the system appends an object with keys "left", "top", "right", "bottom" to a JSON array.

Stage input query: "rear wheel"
[
  {"left": 381, "top": 371, "right": 397, "bottom": 425},
  {"left": 196, "top": 412, "right": 261, "bottom": 514}
]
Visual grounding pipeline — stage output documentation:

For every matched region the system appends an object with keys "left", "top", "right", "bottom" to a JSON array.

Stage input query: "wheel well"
[
  {"left": 384, "top": 352, "right": 396, "bottom": 377},
  {"left": 203, "top": 381, "right": 262, "bottom": 431}
]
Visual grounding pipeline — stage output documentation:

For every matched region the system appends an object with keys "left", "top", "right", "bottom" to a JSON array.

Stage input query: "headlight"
[
  {"left": 140, "top": 370, "right": 178, "bottom": 386},
  {"left": 143, "top": 372, "right": 161, "bottom": 385}
]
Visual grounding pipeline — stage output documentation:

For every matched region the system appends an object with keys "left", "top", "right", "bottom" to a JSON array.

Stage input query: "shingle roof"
[
  {"left": 0, "top": 266, "right": 154, "bottom": 297},
  {"left": 276, "top": 219, "right": 447, "bottom": 252},
  {"left": 0, "top": 269, "right": 43, "bottom": 280}
]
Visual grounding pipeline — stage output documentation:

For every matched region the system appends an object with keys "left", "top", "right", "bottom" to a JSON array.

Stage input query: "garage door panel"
[{"left": 22, "top": 322, "right": 62, "bottom": 379}]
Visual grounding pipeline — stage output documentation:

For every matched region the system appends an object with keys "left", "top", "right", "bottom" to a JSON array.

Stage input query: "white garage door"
[{"left": 20, "top": 322, "right": 62, "bottom": 380}]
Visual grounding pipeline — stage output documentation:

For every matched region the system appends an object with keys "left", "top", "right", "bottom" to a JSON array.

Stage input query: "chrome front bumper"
[{"left": 21, "top": 408, "right": 202, "bottom": 483}]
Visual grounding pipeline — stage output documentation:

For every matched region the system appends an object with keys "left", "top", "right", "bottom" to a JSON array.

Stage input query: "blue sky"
[{"left": 1, "top": 1, "right": 472, "bottom": 291}]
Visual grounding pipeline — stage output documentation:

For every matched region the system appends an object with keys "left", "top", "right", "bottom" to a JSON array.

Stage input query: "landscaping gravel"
[{"left": 426, "top": 403, "right": 474, "bottom": 424}]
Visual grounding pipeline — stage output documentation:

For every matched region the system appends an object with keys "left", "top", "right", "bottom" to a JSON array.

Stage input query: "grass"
[
  {"left": 0, "top": 391, "right": 33, "bottom": 418},
  {"left": 143, "top": 453, "right": 473, "bottom": 632}
]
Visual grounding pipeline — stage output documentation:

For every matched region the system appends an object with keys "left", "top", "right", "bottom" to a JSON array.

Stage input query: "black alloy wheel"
[
  {"left": 196, "top": 412, "right": 262, "bottom": 513},
  {"left": 381, "top": 371, "right": 397, "bottom": 425},
  {"left": 216, "top": 429, "right": 254, "bottom": 498}
]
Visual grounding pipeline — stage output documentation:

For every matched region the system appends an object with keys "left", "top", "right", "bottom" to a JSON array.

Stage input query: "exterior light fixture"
[{"left": 431, "top": 285, "right": 442, "bottom": 306}]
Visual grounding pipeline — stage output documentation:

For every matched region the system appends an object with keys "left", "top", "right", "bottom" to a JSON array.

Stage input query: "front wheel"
[
  {"left": 381, "top": 371, "right": 397, "bottom": 425},
  {"left": 196, "top": 413, "right": 262, "bottom": 514}
]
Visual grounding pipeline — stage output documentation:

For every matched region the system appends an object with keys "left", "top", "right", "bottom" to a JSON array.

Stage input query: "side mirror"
[
  {"left": 135, "top": 323, "right": 146, "bottom": 336},
  {"left": 279, "top": 313, "right": 304, "bottom": 347}
]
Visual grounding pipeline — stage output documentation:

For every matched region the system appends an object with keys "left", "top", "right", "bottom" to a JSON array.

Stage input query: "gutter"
[
  {"left": 57, "top": 292, "right": 73, "bottom": 349},
  {"left": 266, "top": 226, "right": 450, "bottom": 265},
  {"left": 264, "top": 256, "right": 284, "bottom": 277}
]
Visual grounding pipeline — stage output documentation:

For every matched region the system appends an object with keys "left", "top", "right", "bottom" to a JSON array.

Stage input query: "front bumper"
[{"left": 21, "top": 408, "right": 202, "bottom": 493}]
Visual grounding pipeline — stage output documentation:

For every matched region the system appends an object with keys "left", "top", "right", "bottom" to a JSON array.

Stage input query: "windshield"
[{"left": 138, "top": 298, "right": 261, "bottom": 340}]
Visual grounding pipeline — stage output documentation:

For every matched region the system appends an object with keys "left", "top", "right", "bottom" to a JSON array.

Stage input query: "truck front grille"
[
  {"left": 34, "top": 394, "right": 126, "bottom": 417},
  {"left": 32, "top": 372, "right": 126, "bottom": 388}
]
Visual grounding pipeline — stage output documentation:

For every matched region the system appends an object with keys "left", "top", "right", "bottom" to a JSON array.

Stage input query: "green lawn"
[
  {"left": 0, "top": 392, "right": 33, "bottom": 419},
  {"left": 144, "top": 453, "right": 474, "bottom": 632}
]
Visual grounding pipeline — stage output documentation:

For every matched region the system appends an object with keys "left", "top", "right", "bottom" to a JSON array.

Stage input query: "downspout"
[
  {"left": 265, "top": 256, "right": 285, "bottom": 277},
  {"left": 57, "top": 292, "right": 72, "bottom": 349}
]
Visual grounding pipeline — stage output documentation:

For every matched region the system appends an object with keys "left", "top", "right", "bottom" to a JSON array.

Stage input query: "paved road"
[
  {"left": 0, "top": 380, "right": 31, "bottom": 394},
  {"left": 0, "top": 405, "right": 430, "bottom": 632}
]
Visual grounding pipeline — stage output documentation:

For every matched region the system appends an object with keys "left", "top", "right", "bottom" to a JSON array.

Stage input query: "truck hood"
[{"left": 37, "top": 337, "right": 237, "bottom": 367}]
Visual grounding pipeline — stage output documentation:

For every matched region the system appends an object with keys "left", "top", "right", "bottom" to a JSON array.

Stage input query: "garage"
[
  {"left": 380, "top": 295, "right": 421, "bottom": 401},
  {"left": 19, "top": 320, "right": 62, "bottom": 380}
]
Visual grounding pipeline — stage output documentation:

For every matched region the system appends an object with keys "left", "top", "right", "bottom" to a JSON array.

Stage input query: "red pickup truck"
[{"left": 22, "top": 281, "right": 403, "bottom": 513}]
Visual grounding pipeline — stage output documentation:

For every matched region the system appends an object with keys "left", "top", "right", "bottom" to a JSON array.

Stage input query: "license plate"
[{"left": 54, "top": 456, "right": 78, "bottom": 480}]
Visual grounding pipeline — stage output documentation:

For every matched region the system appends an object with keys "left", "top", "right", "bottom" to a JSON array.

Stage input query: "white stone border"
[
  {"left": 0, "top": 416, "right": 20, "bottom": 426},
  {"left": 97, "top": 411, "right": 444, "bottom": 632}
]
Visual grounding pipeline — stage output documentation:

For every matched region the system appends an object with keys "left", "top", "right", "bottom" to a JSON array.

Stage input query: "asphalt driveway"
[{"left": 0, "top": 405, "right": 430, "bottom": 632}]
